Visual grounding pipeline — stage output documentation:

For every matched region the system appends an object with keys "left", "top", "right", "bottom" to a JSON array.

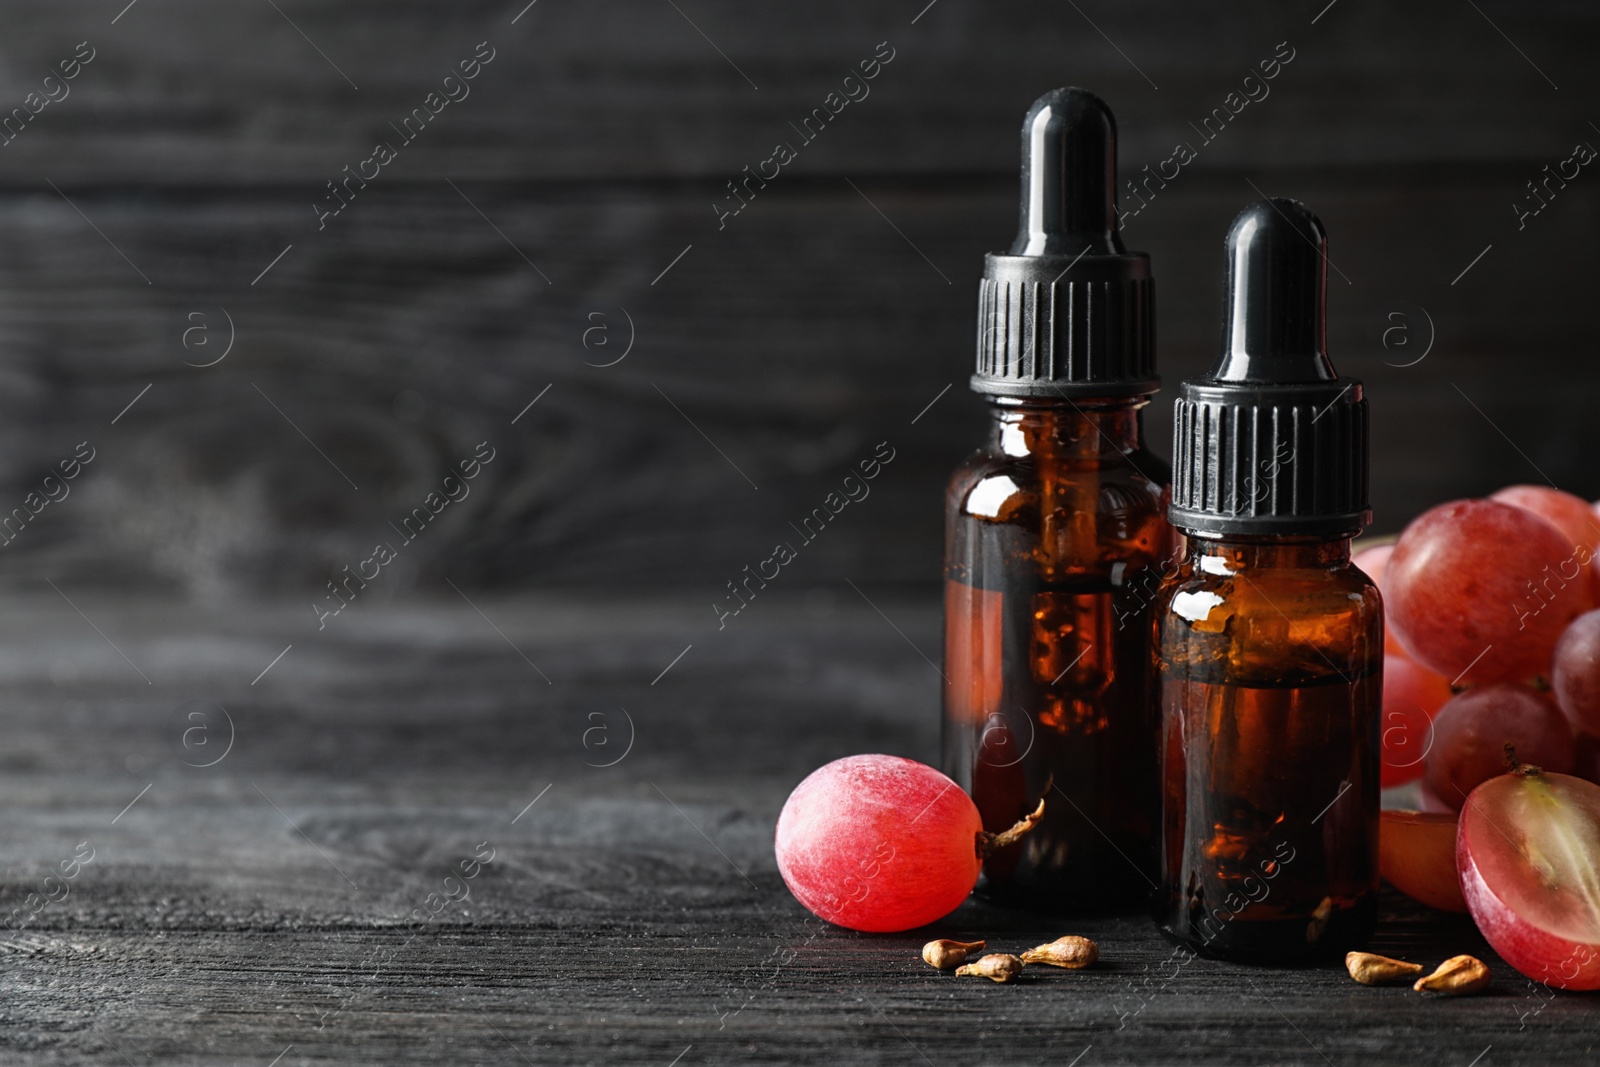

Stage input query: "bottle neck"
[
  {"left": 1182, "top": 534, "right": 1351, "bottom": 572},
  {"left": 986, "top": 396, "right": 1146, "bottom": 458}
]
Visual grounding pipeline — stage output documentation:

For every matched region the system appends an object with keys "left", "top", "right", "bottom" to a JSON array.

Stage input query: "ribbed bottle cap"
[
  {"left": 1169, "top": 198, "right": 1371, "bottom": 538},
  {"left": 971, "top": 88, "right": 1156, "bottom": 398}
]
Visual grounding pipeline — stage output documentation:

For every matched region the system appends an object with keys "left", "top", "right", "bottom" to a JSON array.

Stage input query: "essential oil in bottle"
[
  {"left": 1153, "top": 198, "right": 1381, "bottom": 962},
  {"left": 941, "top": 87, "right": 1172, "bottom": 911}
]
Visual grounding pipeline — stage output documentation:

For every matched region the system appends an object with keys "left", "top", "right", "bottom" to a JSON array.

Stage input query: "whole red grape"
[
  {"left": 1387, "top": 499, "right": 1594, "bottom": 684},
  {"left": 1552, "top": 608, "right": 1600, "bottom": 738},
  {"left": 1418, "top": 784, "right": 1455, "bottom": 813},
  {"left": 1492, "top": 484, "right": 1600, "bottom": 558},
  {"left": 775, "top": 755, "right": 983, "bottom": 932},
  {"left": 1380, "top": 656, "right": 1452, "bottom": 787},
  {"left": 1578, "top": 734, "right": 1600, "bottom": 786},
  {"left": 1494, "top": 484, "right": 1600, "bottom": 597},
  {"left": 1424, "top": 684, "right": 1574, "bottom": 809}
]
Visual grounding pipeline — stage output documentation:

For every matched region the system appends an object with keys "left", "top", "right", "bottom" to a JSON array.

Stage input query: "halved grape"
[
  {"left": 1387, "top": 500, "right": 1594, "bottom": 684},
  {"left": 1380, "top": 809, "right": 1466, "bottom": 912},
  {"left": 1459, "top": 768, "right": 1600, "bottom": 989},
  {"left": 1424, "top": 684, "right": 1574, "bottom": 809}
]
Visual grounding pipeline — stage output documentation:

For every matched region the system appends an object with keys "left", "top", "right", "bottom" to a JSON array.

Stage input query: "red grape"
[
  {"left": 775, "top": 755, "right": 997, "bottom": 932},
  {"left": 1492, "top": 484, "right": 1600, "bottom": 559},
  {"left": 1380, "top": 809, "right": 1466, "bottom": 912},
  {"left": 1459, "top": 767, "right": 1600, "bottom": 989},
  {"left": 1578, "top": 734, "right": 1600, "bottom": 786},
  {"left": 1380, "top": 656, "right": 1452, "bottom": 787},
  {"left": 1354, "top": 543, "right": 1411, "bottom": 658},
  {"left": 1553, "top": 608, "right": 1600, "bottom": 738},
  {"left": 1424, "top": 684, "right": 1574, "bottom": 809},
  {"left": 1494, "top": 484, "right": 1600, "bottom": 600},
  {"left": 1353, "top": 543, "right": 1393, "bottom": 586},
  {"left": 1387, "top": 499, "right": 1594, "bottom": 684}
]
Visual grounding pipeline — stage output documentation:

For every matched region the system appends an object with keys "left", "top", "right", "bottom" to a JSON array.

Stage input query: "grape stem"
[
  {"left": 1503, "top": 742, "right": 1543, "bottom": 777},
  {"left": 976, "top": 796, "right": 1047, "bottom": 859}
]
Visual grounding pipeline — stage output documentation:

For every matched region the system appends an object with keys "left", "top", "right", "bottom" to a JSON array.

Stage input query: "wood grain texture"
[
  {"left": 0, "top": 0, "right": 1595, "bottom": 182},
  {"left": 0, "top": 597, "right": 1594, "bottom": 1065},
  {"left": 0, "top": 2, "right": 1594, "bottom": 593},
  {"left": 0, "top": 167, "right": 1592, "bottom": 594}
]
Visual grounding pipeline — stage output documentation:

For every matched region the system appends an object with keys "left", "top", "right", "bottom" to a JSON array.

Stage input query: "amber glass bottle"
[
  {"left": 1154, "top": 199, "right": 1380, "bottom": 962},
  {"left": 941, "top": 88, "right": 1172, "bottom": 910}
]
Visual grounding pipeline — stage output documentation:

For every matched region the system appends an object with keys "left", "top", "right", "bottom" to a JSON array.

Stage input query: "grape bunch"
[{"left": 1361, "top": 484, "right": 1600, "bottom": 806}]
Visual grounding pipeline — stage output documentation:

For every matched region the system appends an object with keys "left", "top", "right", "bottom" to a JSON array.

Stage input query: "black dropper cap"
[
  {"left": 971, "top": 87, "right": 1156, "bottom": 398},
  {"left": 1169, "top": 199, "right": 1370, "bottom": 538}
]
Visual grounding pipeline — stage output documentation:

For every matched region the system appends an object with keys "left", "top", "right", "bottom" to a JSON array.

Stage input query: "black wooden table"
[{"left": 1, "top": 592, "right": 1593, "bottom": 1065}]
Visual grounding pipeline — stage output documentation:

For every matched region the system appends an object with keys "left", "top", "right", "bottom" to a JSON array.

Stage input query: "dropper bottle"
[
  {"left": 941, "top": 87, "right": 1172, "bottom": 910},
  {"left": 1154, "top": 199, "right": 1381, "bottom": 962}
]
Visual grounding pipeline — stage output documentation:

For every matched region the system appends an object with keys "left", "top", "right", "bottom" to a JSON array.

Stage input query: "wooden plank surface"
[{"left": 0, "top": 596, "right": 1595, "bottom": 1064}]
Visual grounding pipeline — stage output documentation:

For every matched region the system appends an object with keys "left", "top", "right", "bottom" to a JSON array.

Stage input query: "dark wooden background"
[
  {"left": 0, "top": 0, "right": 1594, "bottom": 596},
  {"left": 4, "top": 2, "right": 1600, "bottom": 1063}
]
